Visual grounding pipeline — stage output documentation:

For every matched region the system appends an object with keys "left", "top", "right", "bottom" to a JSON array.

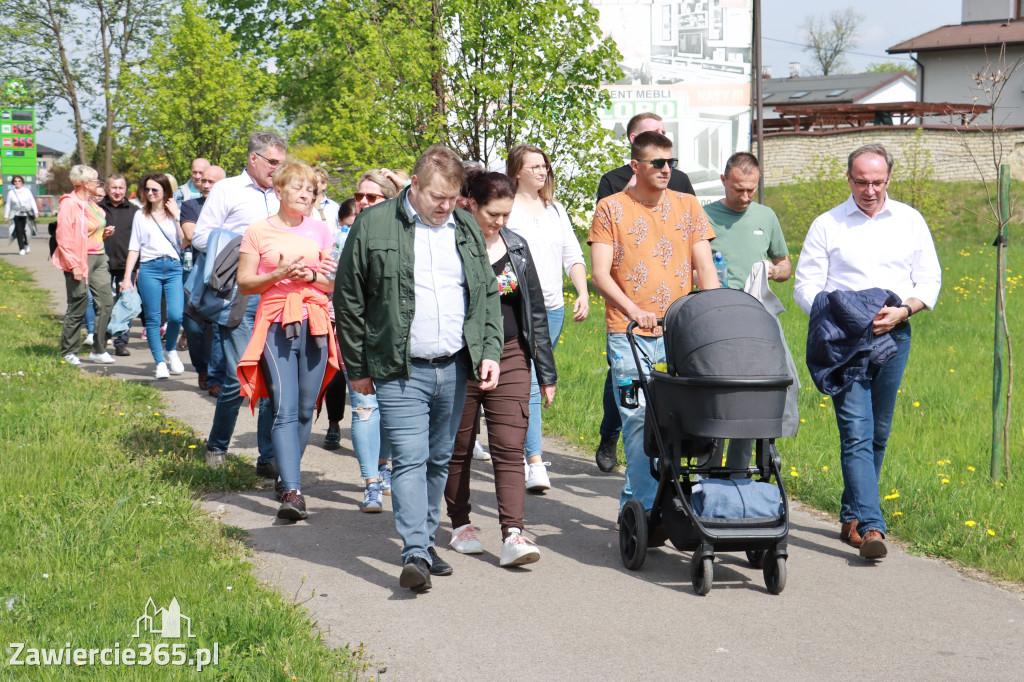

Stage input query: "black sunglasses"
[{"left": 636, "top": 158, "right": 678, "bottom": 169}]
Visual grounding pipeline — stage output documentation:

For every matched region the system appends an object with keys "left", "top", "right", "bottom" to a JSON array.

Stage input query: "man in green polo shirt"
[
  {"left": 704, "top": 151, "right": 794, "bottom": 475},
  {"left": 704, "top": 151, "right": 791, "bottom": 289}
]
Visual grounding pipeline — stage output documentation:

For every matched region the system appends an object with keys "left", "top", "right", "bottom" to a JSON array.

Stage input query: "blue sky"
[{"left": 762, "top": 0, "right": 963, "bottom": 76}]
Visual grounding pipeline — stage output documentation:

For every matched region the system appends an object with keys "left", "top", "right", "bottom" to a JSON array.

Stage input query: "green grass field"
[
  {"left": 546, "top": 181, "right": 1024, "bottom": 582},
  {"left": 0, "top": 264, "right": 365, "bottom": 679}
]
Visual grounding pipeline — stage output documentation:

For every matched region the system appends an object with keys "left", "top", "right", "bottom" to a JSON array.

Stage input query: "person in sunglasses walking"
[{"left": 588, "top": 130, "right": 720, "bottom": 520}]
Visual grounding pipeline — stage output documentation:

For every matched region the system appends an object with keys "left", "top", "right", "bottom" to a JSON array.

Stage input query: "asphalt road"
[{"left": 10, "top": 232, "right": 1024, "bottom": 681}]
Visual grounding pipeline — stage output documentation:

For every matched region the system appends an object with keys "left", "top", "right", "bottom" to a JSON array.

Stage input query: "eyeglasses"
[
  {"left": 636, "top": 158, "right": 678, "bottom": 169},
  {"left": 525, "top": 164, "right": 550, "bottom": 175},
  {"left": 850, "top": 178, "right": 889, "bottom": 190},
  {"left": 354, "top": 192, "right": 385, "bottom": 203},
  {"left": 254, "top": 152, "right": 283, "bottom": 168},
  {"left": 144, "top": 187, "right": 162, "bottom": 194}
]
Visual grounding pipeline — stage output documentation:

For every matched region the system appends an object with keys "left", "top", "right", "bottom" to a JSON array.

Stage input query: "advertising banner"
[{"left": 594, "top": 0, "right": 752, "bottom": 202}]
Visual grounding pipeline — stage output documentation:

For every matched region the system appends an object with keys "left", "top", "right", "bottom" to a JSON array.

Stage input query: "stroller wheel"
[
  {"left": 618, "top": 500, "right": 648, "bottom": 570},
  {"left": 691, "top": 553, "right": 714, "bottom": 595},
  {"left": 764, "top": 555, "right": 787, "bottom": 595},
  {"left": 745, "top": 549, "right": 766, "bottom": 569}
]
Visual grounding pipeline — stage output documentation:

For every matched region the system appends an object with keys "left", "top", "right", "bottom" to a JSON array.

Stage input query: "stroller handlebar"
[{"left": 625, "top": 318, "right": 664, "bottom": 336}]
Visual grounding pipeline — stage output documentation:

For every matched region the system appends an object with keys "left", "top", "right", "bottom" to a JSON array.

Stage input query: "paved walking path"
[{"left": 10, "top": 233, "right": 1024, "bottom": 681}]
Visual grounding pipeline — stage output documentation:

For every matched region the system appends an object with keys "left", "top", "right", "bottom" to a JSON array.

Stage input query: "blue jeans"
[
  {"left": 182, "top": 315, "right": 225, "bottom": 385},
  {"left": 607, "top": 332, "right": 664, "bottom": 513},
  {"left": 206, "top": 296, "right": 274, "bottom": 461},
  {"left": 85, "top": 288, "right": 96, "bottom": 335},
  {"left": 261, "top": 320, "right": 329, "bottom": 491},
  {"left": 346, "top": 373, "right": 391, "bottom": 480},
  {"left": 525, "top": 306, "right": 565, "bottom": 456},
  {"left": 832, "top": 325, "right": 912, "bottom": 537},
  {"left": 136, "top": 256, "right": 183, "bottom": 364},
  {"left": 376, "top": 357, "right": 468, "bottom": 564}
]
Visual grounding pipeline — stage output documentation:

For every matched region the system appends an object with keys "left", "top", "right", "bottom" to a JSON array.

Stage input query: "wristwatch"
[{"left": 901, "top": 304, "right": 913, "bottom": 318}]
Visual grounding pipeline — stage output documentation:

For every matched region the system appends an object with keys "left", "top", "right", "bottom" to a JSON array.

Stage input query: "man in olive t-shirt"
[{"left": 703, "top": 152, "right": 790, "bottom": 289}]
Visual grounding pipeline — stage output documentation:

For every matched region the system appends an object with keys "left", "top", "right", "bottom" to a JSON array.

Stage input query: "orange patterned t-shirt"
[{"left": 587, "top": 189, "right": 714, "bottom": 336}]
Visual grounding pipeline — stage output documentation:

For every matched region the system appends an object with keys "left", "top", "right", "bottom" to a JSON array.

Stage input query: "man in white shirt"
[
  {"left": 173, "top": 157, "right": 210, "bottom": 205},
  {"left": 193, "top": 132, "right": 286, "bottom": 473},
  {"left": 794, "top": 144, "right": 941, "bottom": 561}
]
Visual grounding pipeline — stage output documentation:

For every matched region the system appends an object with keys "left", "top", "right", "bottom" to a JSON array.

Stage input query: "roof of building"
[
  {"left": 889, "top": 21, "right": 1024, "bottom": 53},
  {"left": 761, "top": 71, "right": 915, "bottom": 107},
  {"left": 36, "top": 143, "right": 64, "bottom": 157}
]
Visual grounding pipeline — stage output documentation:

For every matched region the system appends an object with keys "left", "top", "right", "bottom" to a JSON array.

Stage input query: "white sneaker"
[
  {"left": 449, "top": 523, "right": 484, "bottom": 554},
  {"left": 18, "top": 249, "right": 25, "bottom": 256},
  {"left": 62, "top": 354, "right": 81, "bottom": 366},
  {"left": 500, "top": 529, "right": 540, "bottom": 567},
  {"left": 25, "top": 245, "right": 29, "bottom": 254},
  {"left": 89, "top": 351, "right": 115, "bottom": 364},
  {"left": 165, "top": 349, "right": 185, "bottom": 375},
  {"left": 526, "top": 461, "right": 551, "bottom": 492},
  {"left": 473, "top": 440, "right": 491, "bottom": 461},
  {"left": 155, "top": 362, "right": 170, "bottom": 379},
  {"left": 84, "top": 333, "right": 94, "bottom": 345}
]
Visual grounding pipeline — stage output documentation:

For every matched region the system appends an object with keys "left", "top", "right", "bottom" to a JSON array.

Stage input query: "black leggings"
[{"left": 12, "top": 216, "right": 28, "bottom": 250}]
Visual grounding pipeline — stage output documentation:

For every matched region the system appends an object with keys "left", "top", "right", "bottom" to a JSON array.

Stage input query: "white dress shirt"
[
  {"left": 404, "top": 196, "right": 466, "bottom": 358},
  {"left": 505, "top": 200, "right": 584, "bottom": 310},
  {"left": 794, "top": 195, "right": 941, "bottom": 315},
  {"left": 190, "top": 170, "right": 279, "bottom": 251}
]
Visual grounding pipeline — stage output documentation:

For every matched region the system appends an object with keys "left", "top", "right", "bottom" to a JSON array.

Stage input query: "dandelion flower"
[
  {"left": 941, "top": 478, "right": 949, "bottom": 484},
  {"left": 987, "top": 529, "right": 996, "bottom": 536},
  {"left": 790, "top": 471, "right": 799, "bottom": 477},
  {"left": 913, "top": 401, "right": 921, "bottom": 407},
  {"left": 892, "top": 511, "right": 903, "bottom": 517},
  {"left": 800, "top": 418, "right": 806, "bottom": 423},
  {"left": 883, "top": 493, "right": 900, "bottom": 500},
  {"left": 967, "top": 466, "right": 975, "bottom": 472},
  {"left": 188, "top": 445, "right": 197, "bottom": 449},
  {"left": 965, "top": 520, "right": 977, "bottom": 527},
  {"left": 822, "top": 466, "right": 828, "bottom": 471}
]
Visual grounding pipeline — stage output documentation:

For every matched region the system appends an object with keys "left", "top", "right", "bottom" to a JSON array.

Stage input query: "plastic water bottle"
[
  {"left": 612, "top": 352, "right": 638, "bottom": 409},
  {"left": 713, "top": 251, "right": 728, "bottom": 288},
  {"left": 182, "top": 249, "right": 193, "bottom": 272},
  {"left": 326, "top": 243, "right": 342, "bottom": 280}
]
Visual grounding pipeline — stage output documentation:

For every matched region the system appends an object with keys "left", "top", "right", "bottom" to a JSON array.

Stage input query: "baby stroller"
[{"left": 617, "top": 288, "right": 792, "bottom": 594}]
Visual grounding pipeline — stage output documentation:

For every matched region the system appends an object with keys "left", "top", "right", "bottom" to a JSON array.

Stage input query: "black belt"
[{"left": 411, "top": 350, "right": 462, "bottom": 365}]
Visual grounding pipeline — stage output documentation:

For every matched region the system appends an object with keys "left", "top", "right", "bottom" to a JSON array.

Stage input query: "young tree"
[
  {"left": 801, "top": 8, "right": 862, "bottom": 76},
  {"left": 120, "top": 0, "right": 273, "bottom": 175}
]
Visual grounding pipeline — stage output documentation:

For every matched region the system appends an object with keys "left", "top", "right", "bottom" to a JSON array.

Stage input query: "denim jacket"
[{"left": 806, "top": 288, "right": 902, "bottom": 396}]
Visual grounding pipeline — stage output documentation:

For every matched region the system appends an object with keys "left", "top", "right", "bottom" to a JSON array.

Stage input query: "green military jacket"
[{"left": 334, "top": 187, "right": 503, "bottom": 382}]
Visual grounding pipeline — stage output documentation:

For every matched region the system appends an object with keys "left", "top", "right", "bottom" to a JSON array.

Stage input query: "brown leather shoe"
[
  {"left": 198, "top": 374, "right": 209, "bottom": 391},
  {"left": 208, "top": 384, "right": 222, "bottom": 398},
  {"left": 840, "top": 520, "right": 863, "bottom": 547},
  {"left": 859, "top": 530, "right": 888, "bottom": 559}
]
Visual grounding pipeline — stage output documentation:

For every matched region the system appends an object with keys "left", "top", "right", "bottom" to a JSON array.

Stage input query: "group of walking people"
[{"left": 41, "top": 116, "right": 941, "bottom": 591}]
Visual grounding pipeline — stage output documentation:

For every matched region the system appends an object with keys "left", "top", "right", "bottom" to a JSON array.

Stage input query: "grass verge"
[
  {"left": 0, "top": 261, "right": 366, "bottom": 679},
  {"left": 547, "top": 184, "right": 1023, "bottom": 582}
]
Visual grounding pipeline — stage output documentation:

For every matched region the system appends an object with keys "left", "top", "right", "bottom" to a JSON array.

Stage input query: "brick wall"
[{"left": 762, "top": 126, "right": 1024, "bottom": 185}]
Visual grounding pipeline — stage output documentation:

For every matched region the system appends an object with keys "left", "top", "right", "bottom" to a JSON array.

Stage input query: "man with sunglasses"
[
  {"left": 593, "top": 112, "right": 696, "bottom": 473},
  {"left": 589, "top": 130, "right": 720, "bottom": 519},
  {"left": 191, "top": 131, "right": 286, "bottom": 473},
  {"left": 794, "top": 144, "right": 941, "bottom": 561}
]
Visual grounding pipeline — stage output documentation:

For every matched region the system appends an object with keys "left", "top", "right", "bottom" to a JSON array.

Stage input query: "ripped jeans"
[{"left": 348, "top": 373, "right": 391, "bottom": 480}]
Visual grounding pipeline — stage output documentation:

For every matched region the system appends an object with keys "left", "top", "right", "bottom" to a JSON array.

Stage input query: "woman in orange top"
[{"left": 236, "top": 162, "right": 339, "bottom": 521}]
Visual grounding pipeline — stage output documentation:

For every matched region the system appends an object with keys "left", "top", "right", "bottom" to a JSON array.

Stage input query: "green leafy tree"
[
  {"left": 865, "top": 61, "right": 916, "bottom": 77},
  {"left": 120, "top": 0, "right": 273, "bottom": 176},
  {"left": 246, "top": 0, "right": 621, "bottom": 219}
]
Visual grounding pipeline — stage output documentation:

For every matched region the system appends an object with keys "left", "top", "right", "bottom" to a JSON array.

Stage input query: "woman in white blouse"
[
  {"left": 505, "top": 144, "right": 589, "bottom": 492},
  {"left": 121, "top": 173, "right": 186, "bottom": 380},
  {"left": 5, "top": 175, "right": 38, "bottom": 255}
]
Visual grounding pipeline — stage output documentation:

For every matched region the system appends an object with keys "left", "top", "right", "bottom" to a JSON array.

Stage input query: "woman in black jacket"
[{"left": 444, "top": 171, "right": 557, "bottom": 568}]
